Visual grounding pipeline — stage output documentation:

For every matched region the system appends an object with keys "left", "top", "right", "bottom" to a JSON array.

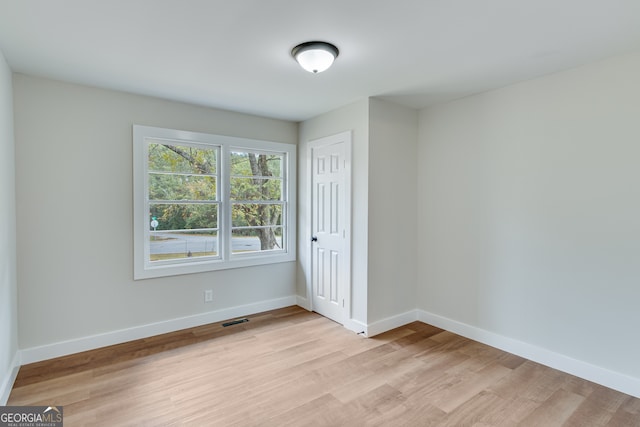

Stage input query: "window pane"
[
  {"left": 232, "top": 203, "right": 282, "bottom": 227},
  {"left": 232, "top": 227, "right": 283, "bottom": 253},
  {"left": 149, "top": 174, "right": 217, "bottom": 201},
  {"left": 150, "top": 203, "right": 218, "bottom": 230},
  {"left": 148, "top": 141, "right": 217, "bottom": 175},
  {"left": 230, "top": 152, "right": 283, "bottom": 177},
  {"left": 150, "top": 230, "right": 218, "bottom": 261},
  {"left": 230, "top": 177, "right": 281, "bottom": 201}
]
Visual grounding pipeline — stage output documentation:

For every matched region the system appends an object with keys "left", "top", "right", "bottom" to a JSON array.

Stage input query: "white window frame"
[{"left": 133, "top": 125, "right": 296, "bottom": 280}]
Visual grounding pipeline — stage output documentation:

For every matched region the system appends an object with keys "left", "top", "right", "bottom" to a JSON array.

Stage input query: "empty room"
[{"left": 1, "top": 1, "right": 640, "bottom": 425}]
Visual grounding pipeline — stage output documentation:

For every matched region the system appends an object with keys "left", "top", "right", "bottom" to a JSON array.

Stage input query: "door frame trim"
[{"left": 306, "top": 131, "right": 352, "bottom": 324}]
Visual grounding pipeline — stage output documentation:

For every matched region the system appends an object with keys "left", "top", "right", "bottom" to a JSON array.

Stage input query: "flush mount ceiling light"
[{"left": 291, "top": 41, "right": 339, "bottom": 74}]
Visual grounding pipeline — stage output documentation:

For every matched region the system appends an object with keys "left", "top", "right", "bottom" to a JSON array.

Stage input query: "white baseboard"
[
  {"left": 366, "top": 310, "right": 419, "bottom": 337},
  {"left": 0, "top": 351, "right": 20, "bottom": 405},
  {"left": 21, "top": 296, "right": 297, "bottom": 365},
  {"left": 295, "top": 295, "right": 310, "bottom": 311},
  {"left": 344, "top": 318, "right": 368, "bottom": 336},
  {"left": 417, "top": 309, "right": 640, "bottom": 399}
]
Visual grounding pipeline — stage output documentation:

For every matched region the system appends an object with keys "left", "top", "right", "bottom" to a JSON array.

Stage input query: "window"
[
  {"left": 230, "top": 150, "right": 285, "bottom": 254},
  {"left": 133, "top": 125, "right": 296, "bottom": 279},
  {"left": 147, "top": 141, "right": 220, "bottom": 262}
]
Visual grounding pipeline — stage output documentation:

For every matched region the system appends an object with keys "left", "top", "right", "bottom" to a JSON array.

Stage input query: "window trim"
[{"left": 133, "top": 125, "right": 296, "bottom": 280}]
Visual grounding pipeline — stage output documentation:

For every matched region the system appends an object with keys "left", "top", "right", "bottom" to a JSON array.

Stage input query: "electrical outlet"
[{"left": 204, "top": 289, "right": 213, "bottom": 303}]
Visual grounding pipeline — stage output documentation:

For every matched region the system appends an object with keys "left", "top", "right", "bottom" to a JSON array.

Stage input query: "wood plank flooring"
[{"left": 9, "top": 306, "right": 640, "bottom": 426}]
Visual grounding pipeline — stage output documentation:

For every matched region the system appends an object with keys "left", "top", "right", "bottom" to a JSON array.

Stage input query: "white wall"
[
  {"left": 368, "top": 99, "right": 418, "bottom": 323},
  {"left": 298, "top": 98, "right": 419, "bottom": 331},
  {"left": 0, "top": 51, "right": 18, "bottom": 404},
  {"left": 298, "top": 99, "right": 370, "bottom": 327},
  {"left": 418, "top": 52, "right": 640, "bottom": 382},
  {"left": 14, "top": 75, "right": 298, "bottom": 356}
]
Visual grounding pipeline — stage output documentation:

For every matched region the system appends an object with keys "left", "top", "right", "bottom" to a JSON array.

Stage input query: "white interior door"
[{"left": 310, "top": 132, "right": 351, "bottom": 324}]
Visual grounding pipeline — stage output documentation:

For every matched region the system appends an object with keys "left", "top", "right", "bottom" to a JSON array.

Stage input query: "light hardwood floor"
[{"left": 9, "top": 306, "right": 640, "bottom": 426}]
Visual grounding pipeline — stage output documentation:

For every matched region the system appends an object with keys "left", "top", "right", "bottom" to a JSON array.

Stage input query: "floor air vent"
[{"left": 222, "top": 318, "right": 249, "bottom": 327}]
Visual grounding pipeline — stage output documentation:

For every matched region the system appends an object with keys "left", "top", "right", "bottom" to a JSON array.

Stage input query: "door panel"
[{"left": 311, "top": 138, "right": 348, "bottom": 323}]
